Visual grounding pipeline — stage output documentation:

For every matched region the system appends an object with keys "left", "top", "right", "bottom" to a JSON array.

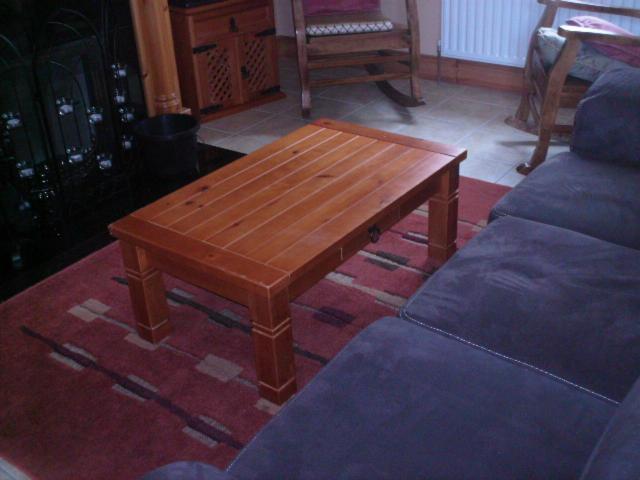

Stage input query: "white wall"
[
  {"left": 274, "top": 0, "right": 295, "bottom": 37},
  {"left": 273, "top": 0, "right": 442, "bottom": 55},
  {"left": 381, "top": 0, "right": 441, "bottom": 55}
]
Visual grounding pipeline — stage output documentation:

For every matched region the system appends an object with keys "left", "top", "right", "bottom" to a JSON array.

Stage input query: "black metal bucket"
[{"left": 135, "top": 114, "right": 200, "bottom": 178}]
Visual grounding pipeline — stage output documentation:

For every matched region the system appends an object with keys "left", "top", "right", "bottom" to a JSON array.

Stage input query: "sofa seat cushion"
[
  {"left": 580, "top": 377, "right": 640, "bottom": 480},
  {"left": 490, "top": 152, "right": 640, "bottom": 250},
  {"left": 229, "top": 317, "right": 614, "bottom": 480},
  {"left": 401, "top": 216, "right": 640, "bottom": 402}
]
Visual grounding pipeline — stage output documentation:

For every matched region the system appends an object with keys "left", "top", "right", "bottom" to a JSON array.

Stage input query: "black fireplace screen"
[{"left": 0, "top": 0, "right": 146, "bottom": 271}]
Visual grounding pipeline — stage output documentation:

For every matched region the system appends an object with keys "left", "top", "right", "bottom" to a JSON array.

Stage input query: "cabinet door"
[
  {"left": 194, "top": 38, "right": 243, "bottom": 116},
  {"left": 240, "top": 32, "right": 280, "bottom": 102}
]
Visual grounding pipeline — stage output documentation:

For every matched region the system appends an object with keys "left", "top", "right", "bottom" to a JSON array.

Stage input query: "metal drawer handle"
[{"left": 368, "top": 225, "right": 381, "bottom": 243}]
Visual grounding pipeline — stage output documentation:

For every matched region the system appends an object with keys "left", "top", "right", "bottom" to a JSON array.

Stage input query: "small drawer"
[{"left": 193, "top": 7, "right": 272, "bottom": 46}]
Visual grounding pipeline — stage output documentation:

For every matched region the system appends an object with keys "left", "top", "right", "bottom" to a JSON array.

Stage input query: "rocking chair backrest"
[{"left": 302, "top": 0, "right": 381, "bottom": 16}]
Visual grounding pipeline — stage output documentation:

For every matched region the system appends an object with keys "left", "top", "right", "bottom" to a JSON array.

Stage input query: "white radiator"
[{"left": 441, "top": 0, "right": 640, "bottom": 67}]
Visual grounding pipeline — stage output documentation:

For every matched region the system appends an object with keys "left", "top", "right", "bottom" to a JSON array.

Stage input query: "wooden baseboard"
[
  {"left": 277, "top": 36, "right": 525, "bottom": 93},
  {"left": 419, "top": 55, "right": 524, "bottom": 92}
]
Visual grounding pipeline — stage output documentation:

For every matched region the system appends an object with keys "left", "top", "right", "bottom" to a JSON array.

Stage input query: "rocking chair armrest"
[
  {"left": 558, "top": 25, "right": 640, "bottom": 47},
  {"left": 538, "top": 0, "right": 640, "bottom": 19}
]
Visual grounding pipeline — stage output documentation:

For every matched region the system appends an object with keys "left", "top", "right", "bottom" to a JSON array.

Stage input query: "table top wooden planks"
[{"left": 110, "top": 119, "right": 466, "bottom": 298}]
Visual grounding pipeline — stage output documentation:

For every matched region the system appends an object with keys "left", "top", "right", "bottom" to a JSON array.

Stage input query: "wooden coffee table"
[{"left": 109, "top": 119, "right": 466, "bottom": 404}]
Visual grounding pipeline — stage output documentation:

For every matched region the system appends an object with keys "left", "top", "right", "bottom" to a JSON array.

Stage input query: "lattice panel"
[
  {"left": 243, "top": 36, "right": 269, "bottom": 94},
  {"left": 204, "top": 46, "right": 233, "bottom": 105}
]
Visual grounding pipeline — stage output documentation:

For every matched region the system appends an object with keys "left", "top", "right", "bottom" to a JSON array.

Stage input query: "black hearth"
[{"left": 0, "top": 0, "right": 243, "bottom": 300}]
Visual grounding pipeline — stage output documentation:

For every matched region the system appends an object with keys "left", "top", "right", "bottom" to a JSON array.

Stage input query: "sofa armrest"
[{"left": 140, "top": 462, "right": 235, "bottom": 480}]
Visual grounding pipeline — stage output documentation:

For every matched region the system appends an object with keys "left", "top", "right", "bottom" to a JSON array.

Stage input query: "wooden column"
[{"left": 129, "top": 0, "right": 185, "bottom": 117}]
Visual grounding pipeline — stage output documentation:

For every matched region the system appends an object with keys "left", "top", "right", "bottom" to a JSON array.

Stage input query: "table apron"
[
  {"left": 146, "top": 251, "right": 252, "bottom": 306},
  {"left": 288, "top": 177, "right": 440, "bottom": 299}
]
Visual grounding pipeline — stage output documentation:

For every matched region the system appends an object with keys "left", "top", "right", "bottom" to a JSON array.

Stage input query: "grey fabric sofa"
[{"left": 142, "top": 65, "right": 640, "bottom": 479}]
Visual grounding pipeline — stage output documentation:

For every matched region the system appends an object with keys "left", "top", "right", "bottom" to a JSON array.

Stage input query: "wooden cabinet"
[{"left": 170, "top": 0, "right": 284, "bottom": 121}]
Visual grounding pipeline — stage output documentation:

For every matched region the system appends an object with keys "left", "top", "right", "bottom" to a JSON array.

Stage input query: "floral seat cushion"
[
  {"left": 306, "top": 12, "right": 394, "bottom": 37},
  {"left": 537, "top": 27, "right": 630, "bottom": 82}
]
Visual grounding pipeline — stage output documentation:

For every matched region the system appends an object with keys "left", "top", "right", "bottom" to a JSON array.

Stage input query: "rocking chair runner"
[
  {"left": 291, "top": 0, "right": 424, "bottom": 117},
  {"left": 508, "top": 0, "right": 640, "bottom": 175}
]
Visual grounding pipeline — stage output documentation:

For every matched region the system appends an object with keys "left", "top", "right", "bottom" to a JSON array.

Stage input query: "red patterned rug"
[{"left": 0, "top": 177, "right": 509, "bottom": 480}]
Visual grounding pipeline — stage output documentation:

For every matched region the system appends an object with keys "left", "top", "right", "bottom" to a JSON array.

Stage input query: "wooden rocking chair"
[
  {"left": 507, "top": 0, "right": 640, "bottom": 175},
  {"left": 291, "top": 0, "right": 424, "bottom": 117}
]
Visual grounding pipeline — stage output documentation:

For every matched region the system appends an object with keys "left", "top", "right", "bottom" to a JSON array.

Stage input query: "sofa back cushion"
[
  {"left": 580, "top": 377, "right": 640, "bottom": 479},
  {"left": 571, "top": 64, "right": 640, "bottom": 165}
]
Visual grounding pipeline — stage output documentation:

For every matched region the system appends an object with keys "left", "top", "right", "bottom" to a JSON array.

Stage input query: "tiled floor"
[{"left": 199, "top": 56, "right": 572, "bottom": 187}]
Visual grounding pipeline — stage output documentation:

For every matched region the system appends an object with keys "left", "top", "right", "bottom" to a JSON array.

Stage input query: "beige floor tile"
[
  {"left": 420, "top": 80, "right": 465, "bottom": 107},
  {"left": 197, "top": 126, "right": 231, "bottom": 145},
  {"left": 215, "top": 114, "right": 310, "bottom": 153},
  {"left": 279, "top": 63, "right": 298, "bottom": 76},
  {"left": 317, "top": 82, "right": 385, "bottom": 105},
  {"left": 457, "top": 85, "right": 522, "bottom": 108},
  {"left": 213, "top": 135, "right": 272, "bottom": 155},
  {"left": 496, "top": 167, "right": 527, "bottom": 187},
  {"left": 460, "top": 156, "right": 515, "bottom": 183},
  {"left": 397, "top": 116, "right": 474, "bottom": 145},
  {"left": 253, "top": 92, "right": 301, "bottom": 114},
  {"left": 418, "top": 97, "right": 505, "bottom": 128},
  {"left": 480, "top": 110, "right": 535, "bottom": 137},
  {"left": 279, "top": 71, "right": 302, "bottom": 92},
  {"left": 285, "top": 96, "right": 363, "bottom": 120},
  {"left": 457, "top": 129, "right": 541, "bottom": 168},
  {"left": 279, "top": 56, "right": 298, "bottom": 70},
  {"left": 203, "top": 109, "right": 274, "bottom": 134},
  {"left": 380, "top": 79, "right": 457, "bottom": 110},
  {"left": 341, "top": 100, "right": 413, "bottom": 133}
]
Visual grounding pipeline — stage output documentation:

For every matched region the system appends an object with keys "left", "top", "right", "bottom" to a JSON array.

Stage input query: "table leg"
[
  {"left": 428, "top": 166, "right": 459, "bottom": 266},
  {"left": 120, "top": 241, "right": 172, "bottom": 343},
  {"left": 249, "top": 291, "right": 297, "bottom": 405}
]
